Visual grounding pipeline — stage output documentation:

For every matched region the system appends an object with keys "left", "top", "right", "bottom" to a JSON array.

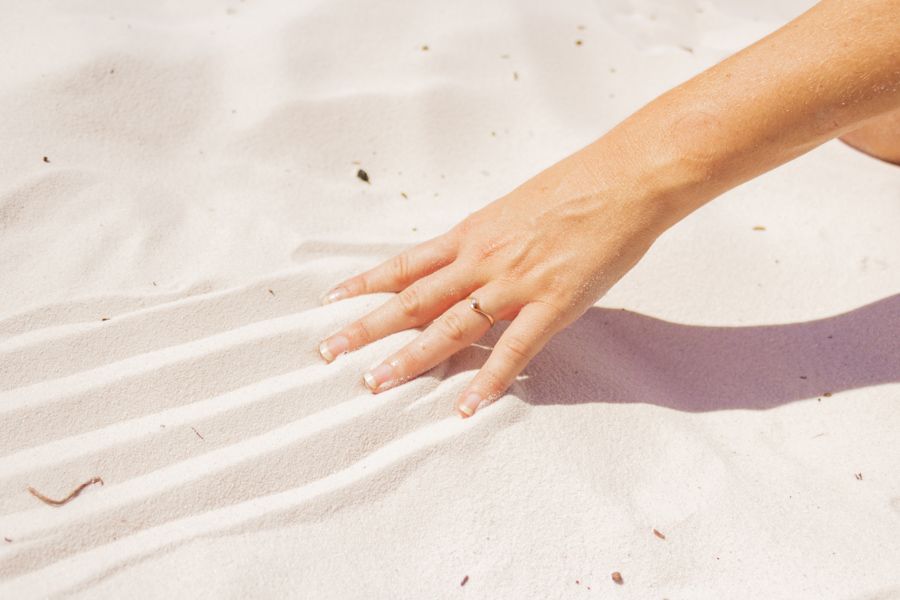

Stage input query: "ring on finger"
[{"left": 467, "top": 296, "right": 495, "bottom": 327}]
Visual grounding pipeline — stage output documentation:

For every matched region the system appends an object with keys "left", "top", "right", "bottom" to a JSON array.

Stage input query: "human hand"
[
  {"left": 315, "top": 0, "right": 900, "bottom": 419},
  {"left": 316, "top": 149, "right": 670, "bottom": 418}
]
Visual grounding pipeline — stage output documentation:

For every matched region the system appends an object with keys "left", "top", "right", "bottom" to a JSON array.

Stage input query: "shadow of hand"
[{"left": 509, "top": 294, "right": 899, "bottom": 412}]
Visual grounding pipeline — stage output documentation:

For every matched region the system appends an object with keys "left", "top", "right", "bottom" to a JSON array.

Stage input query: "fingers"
[
  {"left": 320, "top": 234, "right": 457, "bottom": 304},
  {"left": 318, "top": 261, "right": 473, "bottom": 362},
  {"left": 454, "top": 301, "right": 563, "bottom": 418},
  {"left": 360, "top": 282, "right": 519, "bottom": 393}
]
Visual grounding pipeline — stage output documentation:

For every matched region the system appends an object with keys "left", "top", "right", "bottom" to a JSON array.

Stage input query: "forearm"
[{"left": 580, "top": 0, "right": 900, "bottom": 231}]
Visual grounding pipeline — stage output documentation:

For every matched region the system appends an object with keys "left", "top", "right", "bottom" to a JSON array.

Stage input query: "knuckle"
[
  {"left": 437, "top": 310, "right": 467, "bottom": 342},
  {"left": 534, "top": 299, "right": 565, "bottom": 323},
  {"left": 347, "top": 319, "right": 374, "bottom": 345},
  {"left": 340, "top": 275, "right": 364, "bottom": 296},
  {"left": 390, "top": 253, "right": 411, "bottom": 284},
  {"left": 501, "top": 334, "right": 533, "bottom": 364},
  {"left": 396, "top": 285, "right": 423, "bottom": 319},
  {"left": 454, "top": 215, "right": 476, "bottom": 237},
  {"left": 471, "top": 239, "right": 499, "bottom": 262},
  {"left": 353, "top": 274, "right": 373, "bottom": 296}
]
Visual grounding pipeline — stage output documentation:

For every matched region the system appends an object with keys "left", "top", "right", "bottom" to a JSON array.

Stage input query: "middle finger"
[
  {"left": 361, "top": 281, "right": 518, "bottom": 393},
  {"left": 318, "top": 261, "right": 475, "bottom": 362}
]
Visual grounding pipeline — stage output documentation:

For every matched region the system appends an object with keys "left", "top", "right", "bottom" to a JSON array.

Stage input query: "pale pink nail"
[
  {"left": 457, "top": 392, "right": 482, "bottom": 418},
  {"left": 318, "top": 335, "right": 349, "bottom": 362},
  {"left": 362, "top": 363, "right": 395, "bottom": 392},
  {"left": 320, "top": 287, "right": 348, "bottom": 305}
]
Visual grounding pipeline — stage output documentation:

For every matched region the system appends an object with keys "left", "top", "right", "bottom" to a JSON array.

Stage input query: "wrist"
[{"left": 578, "top": 107, "right": 722, "bottom": 237}]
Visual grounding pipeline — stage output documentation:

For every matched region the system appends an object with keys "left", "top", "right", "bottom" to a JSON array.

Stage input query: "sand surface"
[{"left": 1, "top": 1, "right": 899, "bottom": 598}]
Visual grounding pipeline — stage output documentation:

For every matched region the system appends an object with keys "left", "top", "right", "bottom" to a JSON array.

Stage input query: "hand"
[
  {"left": 316, "top": 147, "right": 669, "bottom": 418},
  {"left": 314, "top": 0, "right": 900, "bottom": 418}
]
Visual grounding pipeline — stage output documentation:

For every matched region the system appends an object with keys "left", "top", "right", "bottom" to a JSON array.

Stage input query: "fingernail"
[
  {"left": 318, "top": 335, "right": 349, "bottom": 362},
  {"left": 457, "top": 392, "right": 482, "bottom": 418},
  {"left": 362, "top": 363, "right": 395, "bottom": 392},
  {"left": 320, "top": 287, "right": 348, "bottom": 305}
]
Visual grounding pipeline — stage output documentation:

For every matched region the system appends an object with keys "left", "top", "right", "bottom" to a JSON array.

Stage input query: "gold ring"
[{"left": 468, "top": 296, "right": 495, "bottom": 327}]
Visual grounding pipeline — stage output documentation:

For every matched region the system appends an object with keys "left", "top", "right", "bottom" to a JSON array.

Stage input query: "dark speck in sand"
[
  {"left": 356, "top": 169, "right": 369, "bottom": 183},
  {"left": 400, "top": 192, "right": 408, "bottom": 199},
  {"left": 611, "top": 571, "right": 624, "bottom": 585},
  {"left": 3, "top": 537, "right": 11, "bottom": 543},
  {"left": 800, "top": 375, "right": 807, "bottom": 379},
  {"left": 101, "top": 317, "right": 110, "bottom": 322},
  {"left": 460, "top": 575, "right": 469, "bottom": 586},
  {"left": 653, "top": 528, "right": 666, "bottom": 540},
  {"left": 268, "top": 288, "right": 275, "bottom": 296},
  {"left": 513, "top": 71, "right": 519, "bottom": 80},
  {"left": 575, "top": 39, "right": 583, "bottom": 46},
  {"left": 421, "top": 44, "right": 429, "bottom": 51},
  {"left": 855, "top": 472, "right": 863, "bottom": 480},
  {"left": 42, "top": 156, "right": 50, "bottom": 163},
  {"left": 823, "top": 391, "right": 832, "bottom": 397},
  {"left": 753, "top": 225, "right": 766, "bottom": 231}
]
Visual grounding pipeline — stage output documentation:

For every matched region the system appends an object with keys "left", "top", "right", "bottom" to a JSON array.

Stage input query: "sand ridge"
[{"left": 1, "top": 0, "right": 898, "bottom": 598}]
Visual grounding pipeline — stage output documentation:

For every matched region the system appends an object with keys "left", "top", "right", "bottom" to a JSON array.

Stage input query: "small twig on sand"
[
  {"left": 27, "top": 476, "right": 104, "bottom": 507},
  {"left": 191, "top": 426, "right": 205, "bottom": 440}
]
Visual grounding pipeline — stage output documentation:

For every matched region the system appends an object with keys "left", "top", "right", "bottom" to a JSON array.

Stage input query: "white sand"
[{"left": 1, "top": 0, "right": 899, "bottom": 597}]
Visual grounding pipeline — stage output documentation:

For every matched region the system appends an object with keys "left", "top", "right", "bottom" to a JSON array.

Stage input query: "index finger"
[{"left": 320, "top": 233, "right": 457, "bottom": 304}]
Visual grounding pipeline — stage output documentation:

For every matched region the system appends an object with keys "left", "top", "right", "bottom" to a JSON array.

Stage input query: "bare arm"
[
  {"left": 589, "top": 0, "right": 900, "bottom": 231},
  {"left": 317, "top": 0, "right": 900, "bottom": 418}
]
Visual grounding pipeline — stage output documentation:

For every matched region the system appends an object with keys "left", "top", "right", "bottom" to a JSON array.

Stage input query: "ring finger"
[{"left": 361, "top": 281, "right": 519, "bottom": 394}]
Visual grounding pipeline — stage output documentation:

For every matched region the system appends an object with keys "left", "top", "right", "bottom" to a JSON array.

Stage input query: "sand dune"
[{"left": 1, "top": 0, "right": 899, "bottom": 598}]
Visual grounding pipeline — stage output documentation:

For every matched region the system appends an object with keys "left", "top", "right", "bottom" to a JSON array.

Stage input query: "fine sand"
[{"left": 1, "top": 1, "right": 899, "bottom": 598}]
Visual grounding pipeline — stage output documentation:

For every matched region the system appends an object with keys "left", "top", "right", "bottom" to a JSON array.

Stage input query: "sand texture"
[{"left": 1, "top": 1, "right": 899, "bottom": 598}]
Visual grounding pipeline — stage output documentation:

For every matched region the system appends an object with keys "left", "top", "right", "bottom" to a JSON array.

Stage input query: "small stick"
[
  {"left": 27, "top": 476, "right": 103, "bottom": 507},
  {"left": 191, "top": 426, "right": 205, "bottom": 440},
  {"left": 653, "top": 528, "right": 666, "bottom": 540},
  {"left": 460, "top": 575, "right": 469, "bottom": 586}
]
